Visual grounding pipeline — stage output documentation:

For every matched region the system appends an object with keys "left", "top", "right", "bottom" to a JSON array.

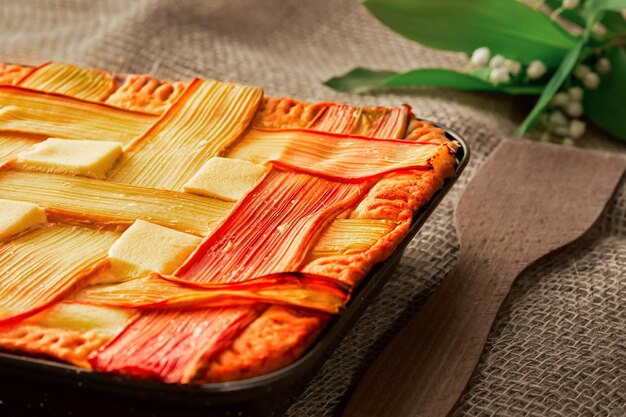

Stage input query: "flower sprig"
[{"left": 324, "top": 0, "right": 626, "bottom": 143}]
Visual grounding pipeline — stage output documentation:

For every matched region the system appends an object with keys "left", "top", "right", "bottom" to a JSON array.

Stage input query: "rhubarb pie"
[{"left": 0, "top": 62, "right": 457, "bottom": 383}]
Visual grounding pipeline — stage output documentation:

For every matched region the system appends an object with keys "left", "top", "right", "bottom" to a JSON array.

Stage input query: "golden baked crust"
[
  {"left": 0, "top": 63, "right": 33, "bottom": 85},
  {"left": 0, "top": 61, "right": 457, "bottom": 383},
  {"left": 252, "top": 97, "right": 326, "bottom": 129},
  {"left": 0, "top": 324, "right": 109, "bottom": 367},
  {"left": 105, "top": 74, "right": 186, "bottom": 114},
  {"left": 201, "top": 306, "right": 329, "bottom": 382}
]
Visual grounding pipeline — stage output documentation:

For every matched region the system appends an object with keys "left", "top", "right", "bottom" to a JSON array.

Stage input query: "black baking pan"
[{"left": 0, "top": 121, "right": 469, "bottom": 409}]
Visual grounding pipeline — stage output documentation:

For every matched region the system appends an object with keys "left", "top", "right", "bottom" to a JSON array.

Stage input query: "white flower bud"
[
  {"left": 489, "top": 67, "right": 511, "bottom": 83},
  {"left": 562, "top": 137, "right": 575, "bottom": 146},
  {"left": 596, "top": 57, "right": 611, "bottom": 74},
  {"left": 505, "top": 59, "right": 521, "bottom": 75},
  {"left": 583, "top": 72, "right": 600, "bottom": 89},
  {"left": 565, "top": 101, "right": 584, "bottom": 118},
  {"left": 551, "top": 92, "right": 568, "bottom": 107},
  {"left": 568, "top": 86, "right": 584, "bottom": 101},
  {"left": 470, "top": 47, "right": 490, "bottom": 68},
  {"left": 527, "top": 60, "right": 547, "bottom": 79},
  {"left": 574, "top": 64, "right": 590, "bottom": 79},
  {"left": 562, "top": 0, "right": 580, "bottom": 10},
  {"left": 489, "top": 54, "right": 506, "bottom": 69},
  {"left": 549, "top": 110, "right": 568, "bottom": 126},
  {"left": 568, "top": 119, "right": 586, "bottom": 139}
]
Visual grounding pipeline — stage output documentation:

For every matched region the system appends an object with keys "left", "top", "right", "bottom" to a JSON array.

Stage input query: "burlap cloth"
[{"left": 0, "top": 1, "right": 624, "bottom": 415}]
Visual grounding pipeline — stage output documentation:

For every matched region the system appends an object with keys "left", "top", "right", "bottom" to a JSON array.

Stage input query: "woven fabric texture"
[{"left": 0, "top": 1, "right": 624, "bottom": 416}]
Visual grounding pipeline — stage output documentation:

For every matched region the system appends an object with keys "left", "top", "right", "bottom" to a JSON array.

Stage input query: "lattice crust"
[{"left": 0, "top": 61, "right": 457, "bottom": 383}]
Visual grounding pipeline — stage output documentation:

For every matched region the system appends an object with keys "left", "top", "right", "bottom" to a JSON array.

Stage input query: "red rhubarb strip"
[
  {"left": 175, "top": 170, "right": 364, "bottom": 283},
  {"left": 228, "top": 128, "right": 444, "bottom": 182},
  {"left": 309, "top": 104, "right": 408, "bottom": 139},
  {"left": 89, "top": 307, "right": 261, "bottom": 383}
]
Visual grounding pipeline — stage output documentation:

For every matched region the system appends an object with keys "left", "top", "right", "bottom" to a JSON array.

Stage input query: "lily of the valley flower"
[
  {"left": 562, "top": 0, "right": 580, "bottom": 10},
  {"left": 565, "top": 101, "right": 583, "bottom": 118},
  {"left": 489, "top": 54, "right": 506, "bottom": 69},
  {"left": 569, "top": 119, "right": 586, "bottom": 139},
  {"left": 596, "top": 58, "right": 611, "bottom": 74},
  {"left": 468, "top": 47, "right": 521, "bottom": 84},
  {"left": 527, "top": 60, "right": 547, "bottom": 79},
  {"left": 489, "top": 67, "right": 511, "bottom": 83},
  {"left": 568, "top": 86, "right": 584, "bottom": 101},
  {"left": 470, "top": 47, "right": 490, "bottom": 67},
  {"left": 583, "top": 72, "right": 600, "bottom": 89},
  {"left": 505, "top": 59, "right": 521, "bottom": 76},
  {"left": 574, "top": 64, "right": 591, "bottom": 79}
]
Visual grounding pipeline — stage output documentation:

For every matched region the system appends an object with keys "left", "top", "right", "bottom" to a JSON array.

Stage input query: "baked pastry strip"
[
  {"left": 0, "top": 224, "right": 118, "bottom": 325},
  {"left": 0, "top": 170, "right": 234, "bottom": 236},
  {"left": 0, "top": 133, "right": 42, "bottom": 167},
  {"left": 19, "top": 62, "right": 117, "bottom": 102},
  {"left": 72, "top": 273, "right": 349, "bottom": 314},
  {"left": 228, "top": 128, "right": 443, "bottom": 181},
  {"left": 108, "top": 78, "right": 263, "bottom": 190},
  {"left": 0, "top": 85, "right": 156, "bottom": 145},
  {"left": 309, "top": 104, "right": 409, "bottom": 139}
]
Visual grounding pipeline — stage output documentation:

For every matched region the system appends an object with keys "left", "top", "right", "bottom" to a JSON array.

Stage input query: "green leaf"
[
  {"left": 584, "top": 47, "right": 626, "bottom": 141},
  {"left": 545, "top": 0, "right": 586, "bottom": 27},
  {"left": 362, "top": 0, "right": 577, "bottom": 67},
  {"left": 325, "top": 67, "right": 544, "bottom": 95},
  {"left": 583, "top": 0, "right": 626, "bottom": 18},
  {"left": 323, "top": 68, "right": 398, "bottom": 93},
  {"left": 514, "top": 10, "right": 605, "bottom": 137}
]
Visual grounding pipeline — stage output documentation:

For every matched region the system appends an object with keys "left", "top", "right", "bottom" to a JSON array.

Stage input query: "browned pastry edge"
[
  {"left": 0, "top": 63, "right": 34, "bottom": 85},
  {"left": 0, "top": 324, "right": 109, "bottom": 367},
  {"left": 105, "top": 74, "right": 187, "bottom": 114},
  {"left": 252, "top": 96, "right": 326, "bottom": 129},
  {"left": 200, "top": 306, "right": 330, "bottom": 382}
]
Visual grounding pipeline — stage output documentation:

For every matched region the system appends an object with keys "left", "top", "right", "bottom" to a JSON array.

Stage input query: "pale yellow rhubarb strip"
[
  {"left": 227, "top": 128, "right": 440, "bottom": 181},
  {"left": 309, "top": 219, "right": 398, "bottom": 260},
  {"left": 0, "top": 224, "right": 118, "bottom": 325},
  {"left": 109, "top": 78, "right": 262, "bottom": 190},
  {"left": 19, "top": 62, "right": 116, "bottom": 102},
  {"left": 0, "top": 86, "right": 156, "bottom": 145},
  {"left": 0, "top": 171, "right": 234, "bottom": 236},
  {"left": 0, "top": 134, "right": 41, "bottom": 165}
]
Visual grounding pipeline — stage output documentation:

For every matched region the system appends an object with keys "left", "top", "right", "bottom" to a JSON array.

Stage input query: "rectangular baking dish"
[{"left": 0, "top": 120, "right": 469, "bottom": 408}]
